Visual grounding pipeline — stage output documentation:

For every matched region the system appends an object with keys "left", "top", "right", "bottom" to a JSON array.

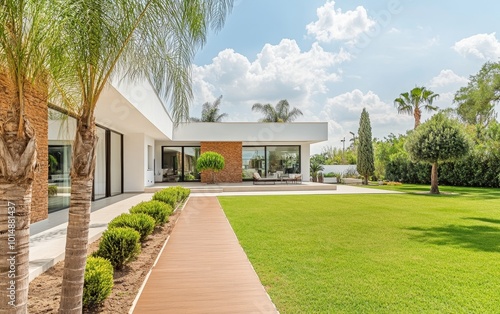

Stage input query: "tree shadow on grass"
[
  {"left": 464, "top": 217, "right": 500, "bottom": 225},
  {"left": 407, "top": 224, "right": 500, "bottom": 253}
]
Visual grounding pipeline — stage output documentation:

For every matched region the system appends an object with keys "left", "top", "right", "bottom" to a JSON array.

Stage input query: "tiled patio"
[{"left": 130, "top": 196, "right": 278, "bottom": 314}]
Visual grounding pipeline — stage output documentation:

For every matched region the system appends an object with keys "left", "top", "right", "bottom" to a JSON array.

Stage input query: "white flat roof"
[{"left": 173, "top": 122, "right": 328, "bottom": 144}]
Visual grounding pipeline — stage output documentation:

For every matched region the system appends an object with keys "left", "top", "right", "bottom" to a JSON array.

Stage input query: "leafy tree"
[
  {"left": 356, "top": 108, "right": 375, "bottom": 185},
  {"left": 252, "top": 99, "right": 303, "bottom": 122},
  {"left": 52, "top": 1, "right": 233, "bottom": 312},
  {"left": 394, "top": 86, "right": 439, "bottom": 129},
  {"left": 0, "top": 1, "right": 59, "bottom": 311},
  {"left": 454, "top": 61, "right": 500, "bottom": 126},
  {"left": 405, "top": 113, "right": 470, "bottom": 194},
  {"left": 373, "top": 133, "right": 408, "bottom": 179},
  {"left": 197, "top": 151, "right": 225, "bottom": 183},
  {"left": 190, "top": 95, "right": 228, "bottom": 122}
]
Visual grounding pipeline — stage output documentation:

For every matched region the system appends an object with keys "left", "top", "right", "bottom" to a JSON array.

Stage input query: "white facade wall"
[
  {"left": 300, "top": 144, "right": 311, "bottom": 182},
  {"left": 123, "top": 134, "right": 145, "bottom": 192}
]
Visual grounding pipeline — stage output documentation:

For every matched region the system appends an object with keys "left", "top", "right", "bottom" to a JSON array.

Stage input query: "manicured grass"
[{"left": 219, "top": 191, "right": 500, "bottom": 313}]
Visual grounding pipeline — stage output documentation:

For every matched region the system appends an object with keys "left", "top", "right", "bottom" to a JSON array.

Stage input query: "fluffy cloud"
[
  {"left": 429, "top": 69, "right": 468, "bottom": 88},
  {"left": 306, "top": 1, "right": 375, "bottom": 43},
  {"left": 453, "top": 33, "right": 500, "bottom": 60},
  {"left": 319, "top": 90, "right": 412, "bottom": 143},
  {"left": 191, "top": 39, "right": 351, "bottom": 115}
]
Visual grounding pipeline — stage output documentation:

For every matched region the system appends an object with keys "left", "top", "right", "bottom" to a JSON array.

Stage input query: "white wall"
[
  {"left": 123, "top": 133, "right": 145, "bottom": 192},
  {"left": 144, "top": 135, "right": 155, "bottom": 187},
  {"left": 301, "top": 144, "right": 311, "bottom": 182}
]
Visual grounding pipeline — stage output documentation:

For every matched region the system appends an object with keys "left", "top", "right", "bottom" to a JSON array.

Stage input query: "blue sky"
[{"left": 191, "top": 0, "right": 500, "bottom": 153}]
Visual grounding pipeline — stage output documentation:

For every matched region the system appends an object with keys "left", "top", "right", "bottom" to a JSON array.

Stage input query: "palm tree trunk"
[
  {"left": 0, "top": 113, "right": 37, "bottom": 314},
  {"left": 59, "top": 119, "right": 97, "bottom": 313},
  {"left": 414, "top": 108, "right": 421, "bottom": 129},
  {"left": 430, "top": 162, "right": 439, "bottom": 194}
]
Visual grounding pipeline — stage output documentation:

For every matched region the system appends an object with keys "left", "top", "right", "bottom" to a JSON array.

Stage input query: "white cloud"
[
  {"left": 429, "top": 69, "right": 468, "bottom": 88},
  {"left": 319, "top": 90, "right": 412, "bottom": 145},
  {"left": 191, "top": 39, "right": 351, "bottom": 114},
  {"left": 388, "top": 27, "right": 401, "bottom": 34},
  {"left": 453, "top": 33, "right": 500, "bottom": 60},
  {"left": 306, "top": 1, "right": 375, "bottom": 43}
]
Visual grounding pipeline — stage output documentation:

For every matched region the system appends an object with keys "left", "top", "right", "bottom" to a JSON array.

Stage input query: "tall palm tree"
[
  {"left": 52, "top": 1, "right": 233, "bottom": 312},
  {"left": 252, "top": 99, "right": 303, "bottom": 122},
  {"left": 190, "top": 95, "right": 228, "bottom": 122},
  {"left": 0, "top": 1, "right": 58, "bottom": 312},
  {"left": 394, "top": 86, "right": 439, "bottom": 129}
]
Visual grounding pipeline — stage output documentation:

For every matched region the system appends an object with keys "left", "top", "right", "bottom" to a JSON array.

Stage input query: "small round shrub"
[
  {"left": 83, "top": 257, "right": 114, "bottom": 308},
  {"left": 108, "top": 213, "right": 155, "bottom": 242},
  {"left": 152, "top": 189, "right": 177, "bottom": 208},
  {"left": 130, "top": 200, "right": 172, "bottom": 226},
  {"left": 94, "top": 227, "right": 141, "bottom": 269},
  {"left": 152, "top": 186, "right": 190, "bottom": 207}
]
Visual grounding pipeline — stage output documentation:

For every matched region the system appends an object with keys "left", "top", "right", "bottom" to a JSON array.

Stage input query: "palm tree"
[
  {"left": 252, "top": 99, "right": 303, "bottom": 122},
  {"left": 394, "top": 86, "right": 439, "bottom": 129},
  {"left": 52, "top": 1, "right": 233, "bottom": 312},
  {"left": 190, "top": 95, "right": 228, "bottom": 122},
  {"left": 0, "top": 1, "right": 59, "bottom": 312}
]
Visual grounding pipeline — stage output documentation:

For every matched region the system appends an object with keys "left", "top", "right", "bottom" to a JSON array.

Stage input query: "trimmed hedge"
[
  {"left": 385, "top": 151, "right": 500, "bottom": 187},
  {"left": 152, "top": 186, "right": 190, "bottom": 208},
  {"left": 83, "top": 257, "right": 114, "bottom": 308},
  {"left": 130, "top": 200, "right": 172, "bottom": 226},
  {"left": 94, "top": 227, "right": 141, "bottom": 270},
  {"left": 108, "top": 213, "right": 155, "bottom": 242}
]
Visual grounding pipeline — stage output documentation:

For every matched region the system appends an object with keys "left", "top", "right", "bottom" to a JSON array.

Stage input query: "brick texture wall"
[
  {"left": 0, "top": 73, "right": 48, "bottom": 223},
  {"left": 200, "top": 142, "right": 242, "bottom": 183}
]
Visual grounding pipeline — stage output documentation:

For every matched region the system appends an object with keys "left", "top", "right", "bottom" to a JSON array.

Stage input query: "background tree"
[
  {"left": 190, "top": 95, "right": 228, "bottom": 122},
  {"left": 252, "top": 99, "right": 303, "bottom": 122},
  {"left": 197, "top": 151, "right": 225, "bottom": 183},
  {"left": 0, "top": 1, "right": 58, "bottom": 312},
  {"left": 357, "top": 108, "right": 375, "bottom": 185},
  {"left": 454, "top": 61, "right": 500, "bottom": 126},
  {"left": 53, "top": 1, "right": 233, "bottom": 312},
  {"left": 405, "top": 113, "right": 470, "bottom": 194},
  {"left": 394, "top": 86, "right": 439, "bottom": 129}
]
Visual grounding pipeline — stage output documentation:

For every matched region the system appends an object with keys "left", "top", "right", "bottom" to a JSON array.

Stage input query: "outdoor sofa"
[{"left": 253, "top": 172, "right": 302, "bottom": 185}]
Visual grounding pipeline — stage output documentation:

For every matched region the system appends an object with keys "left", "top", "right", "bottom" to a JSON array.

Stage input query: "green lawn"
[{"left": 219, "top": 189, "right": 500, "bottom": 313}]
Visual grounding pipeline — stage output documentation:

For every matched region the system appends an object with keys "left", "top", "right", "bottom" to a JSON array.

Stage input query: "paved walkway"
[{"left": 131, "top": 196, "right": 278, "bottom": 314}]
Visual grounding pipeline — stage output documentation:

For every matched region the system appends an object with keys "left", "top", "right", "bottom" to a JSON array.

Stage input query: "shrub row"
[
  {"left": 83, "top": 186, "right": 190, "bottom": 308},
  {"left": 152, "top": 186, "right": 190, "bottom": 208},
  {"left": 385, "top": 151, "right": 500, "bottom": 187}
]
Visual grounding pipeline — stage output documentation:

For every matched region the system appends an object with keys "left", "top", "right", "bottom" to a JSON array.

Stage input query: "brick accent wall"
[
  {"left": 200, "top": 142, "right": 242, "bottom": 183},
  {"left": 0, "top": 73, "right": 48, "bottom": 223}
]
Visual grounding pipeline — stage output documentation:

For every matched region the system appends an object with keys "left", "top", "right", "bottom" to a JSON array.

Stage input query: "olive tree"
[
  {"left": 405, "top": 113, "right": 470, "bottom": 194},
  {"left": 197, "top": 151, "right": 225, "bottom": 184}
]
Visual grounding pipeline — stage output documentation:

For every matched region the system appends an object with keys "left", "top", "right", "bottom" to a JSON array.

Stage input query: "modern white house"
[{"left": 44, "top": 78, "right": 328, "bottom": 218}]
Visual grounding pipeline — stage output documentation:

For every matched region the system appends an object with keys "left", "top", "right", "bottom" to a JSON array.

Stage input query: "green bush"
[
  {"left": 108, "top": 213, "right": 155, "bottom": 242},
  {"left": 48, "top": 185, "right": 58, "bottom": 197},
  {"left": 152, "top": 186, "right": 190, "bottom": 207},
  {"left": 94, "top": 227, "right": 140, "bottom": 270},
  {"left": 130, "top": 200, "right": 172, "bottom": 226},
  {"left": 83, "top": 257, "right": 114, "bottom": 308}
]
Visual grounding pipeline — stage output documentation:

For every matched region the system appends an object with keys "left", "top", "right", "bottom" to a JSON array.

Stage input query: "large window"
[
  {"left": 161, "top": 146, "right": 200, "bottom": 182},
  {"left": 48, "top": 109, "right": 124, "bottom": 212},
  {"left": 48, "top": 145, "right": 72, "bottom": 213},
  {"left": 242, "top": 145, "right": 300, "bottom": 179},
  {"left": 242, "top": 147, "right": 265, "bottom": 179}
]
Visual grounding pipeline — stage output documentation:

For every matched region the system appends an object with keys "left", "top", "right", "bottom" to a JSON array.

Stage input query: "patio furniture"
[
  {"left": 283, "top": 174, "right": 302, "bottom": 184},
  {"left": 253, "top": 172, "right": 279, "bottom": 185}
]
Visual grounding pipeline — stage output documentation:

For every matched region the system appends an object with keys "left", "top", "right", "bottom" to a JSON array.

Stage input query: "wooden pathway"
[{"left": 132, "top": 196, "right": 277, "bottom": 314}]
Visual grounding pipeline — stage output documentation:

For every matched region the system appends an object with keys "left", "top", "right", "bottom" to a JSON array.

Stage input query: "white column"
[{"left": 301, "top": 144, "right": 310, "bottom": 182}]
